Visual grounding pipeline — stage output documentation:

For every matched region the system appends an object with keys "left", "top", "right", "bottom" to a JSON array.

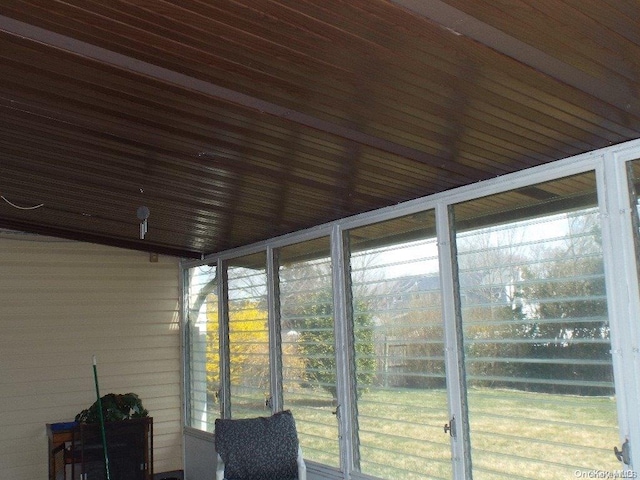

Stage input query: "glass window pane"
[
  {"left": 348, "top": 211, "right": 452, "bottom": 480},
  {"left": 278, "top": 237, "right": 340, "bottom": 468},
  {"left": 227, "top": 252, "right": 270, "bottom": 419},
  {"left": 186, "top": 264, "right": 219, "bottom": 432},
  {"left": 452, "top": 172, "right": 620, "bottom": 479},
  {"left": 626, "top": 159, "right": 640, "bottom": 288}
]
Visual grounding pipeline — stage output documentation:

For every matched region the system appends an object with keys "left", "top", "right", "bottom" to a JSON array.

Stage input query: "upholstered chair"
[{"left": 214, "top": 410, "right": 306, "bottom": 480}]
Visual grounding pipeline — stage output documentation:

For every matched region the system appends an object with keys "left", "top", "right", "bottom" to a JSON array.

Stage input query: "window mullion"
[
  {"left": 437, "top": 202, "right": 472, "bottom": 479},
  {"left": 181, "top": 266, "right": 192, "bottom": 428},
  {"left": 331, "top": 224, "right": 357, "bottom": 478},
  {"left": 267, "top": 246, "right": 283, "bottom": 413},
  {"left": 218, "top": 259, "right": 231, "bottom": 419}
]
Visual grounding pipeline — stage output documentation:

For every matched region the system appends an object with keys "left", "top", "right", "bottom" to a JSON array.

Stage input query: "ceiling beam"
[
  {"left": 0, "top": 14, "right": 487, "bottom": 180},
  {"left": 391, "top": 0, "right": 640, "bottom": 117}
]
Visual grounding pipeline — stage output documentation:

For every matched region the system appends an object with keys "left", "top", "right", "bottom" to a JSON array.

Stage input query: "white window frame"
[{"left": 182, "top": 138, "right": 640, "bottom": 478}]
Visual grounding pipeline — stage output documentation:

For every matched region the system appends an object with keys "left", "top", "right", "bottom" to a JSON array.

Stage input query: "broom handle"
[{"left": 93, "top": 355, "right": 111, "bottom": 480}]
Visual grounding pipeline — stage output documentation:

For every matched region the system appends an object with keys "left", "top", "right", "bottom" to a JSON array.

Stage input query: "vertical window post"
[
  {"left": 267, "top": 246, "right": 283, "bottom": 413},
  {"left": 437, "top": 202, "right": 472, "bottom": 478},
  {"left": 331, "top": 224, "right": 358, "bottom": 475},
  {"left": 218, "top": 259, "right": 231, "bottom": 419}
]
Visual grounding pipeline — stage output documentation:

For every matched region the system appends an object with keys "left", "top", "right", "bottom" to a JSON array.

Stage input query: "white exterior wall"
[{"left": 0, "top": 232, "right": 183, "bottom": 478}]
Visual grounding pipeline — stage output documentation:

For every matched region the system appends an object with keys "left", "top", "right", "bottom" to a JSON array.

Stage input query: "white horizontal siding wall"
[{"left": 0, "top": 231, "right": 183, "bottom": 478}]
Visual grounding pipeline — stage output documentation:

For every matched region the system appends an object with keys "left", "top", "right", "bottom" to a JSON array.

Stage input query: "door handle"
[{"left": 444, "top": 416, "right": 456, "bottom": 437}]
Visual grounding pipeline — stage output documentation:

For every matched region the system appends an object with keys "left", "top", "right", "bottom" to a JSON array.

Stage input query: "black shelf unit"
[{"left": 70, "top": 417, "right": 153, "bottom": 480}]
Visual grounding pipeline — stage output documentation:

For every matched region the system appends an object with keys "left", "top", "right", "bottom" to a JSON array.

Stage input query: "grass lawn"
[
  {"left": 466, "top": 387, "right": 620, "bottom": 480},
  {"left": 229, "top": 386, "right": 621, "bottom": 479}
]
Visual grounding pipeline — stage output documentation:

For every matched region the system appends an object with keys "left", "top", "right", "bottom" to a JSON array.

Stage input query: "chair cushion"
[{"left": 215, "top": 410, "right": 299, "bottom": 480}]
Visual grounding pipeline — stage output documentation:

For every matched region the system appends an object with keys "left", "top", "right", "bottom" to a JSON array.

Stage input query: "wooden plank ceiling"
[{"left": 0, "top": 0, "right": 638, "bottom": 258}]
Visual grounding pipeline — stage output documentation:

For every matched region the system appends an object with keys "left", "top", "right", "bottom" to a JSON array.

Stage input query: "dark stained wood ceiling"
[{"left": 0, "top": 0, "right": 638, "bottom": 258}]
